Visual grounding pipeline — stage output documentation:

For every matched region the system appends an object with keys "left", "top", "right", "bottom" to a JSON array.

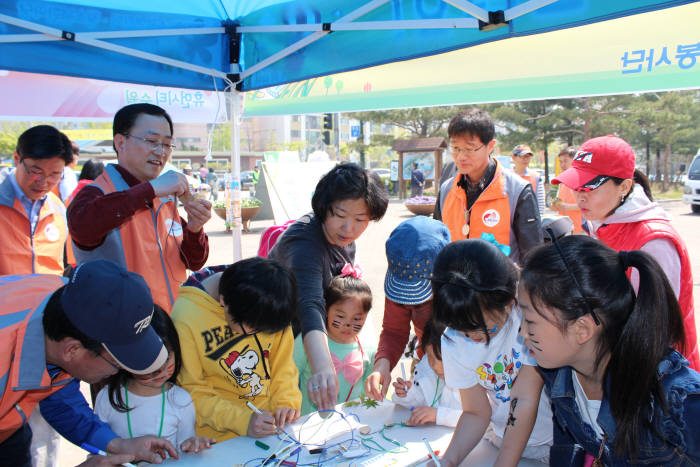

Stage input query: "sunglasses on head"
[{"left": 545, "top": 228, "right": 601, "bottom": 326}]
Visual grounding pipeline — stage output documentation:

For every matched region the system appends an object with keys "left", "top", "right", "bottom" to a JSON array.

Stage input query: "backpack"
[{"left": 257, "top": 219, "right": 295, "bottom": 258}]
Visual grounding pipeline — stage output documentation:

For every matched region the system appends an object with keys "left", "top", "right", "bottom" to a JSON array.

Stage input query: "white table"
[{"left": 163, "top": 400, "right": 545, "bottom": 466}]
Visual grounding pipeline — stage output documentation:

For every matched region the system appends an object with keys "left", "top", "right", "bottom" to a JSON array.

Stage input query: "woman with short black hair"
[{"left": 269, "top": 162, "right": 388, "bottom": 411}]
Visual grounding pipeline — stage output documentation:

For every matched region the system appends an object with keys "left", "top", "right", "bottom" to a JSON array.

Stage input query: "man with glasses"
[
  {"left": 0, "top": 125, "right": 72, "bottom": 276},
  {"left": 0, "top": 260, "right": 179, "bottom": 466},
  {"left": 67, "top": 104, "right": 211, "bottom": 312},
  {"left": 434, "top": 108, "right": 542, "bottom": 263}
]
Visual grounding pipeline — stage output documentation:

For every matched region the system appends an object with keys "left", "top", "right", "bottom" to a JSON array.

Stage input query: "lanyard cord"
[
  {"left": 343, "top": 336, "right": 365, "bottom": 402},
  {"left": 125, "top": 380, "right": 165, "bottom": 439},
  {"left": 430, "top": 376, "right": 443, "bottom": 408}
]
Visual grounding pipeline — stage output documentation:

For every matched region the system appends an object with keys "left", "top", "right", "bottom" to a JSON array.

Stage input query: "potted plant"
[
  {"left": 241, "top": 197, "right": 262, "bottom": 231},
  {"left": 405, "top": 196, "right": 436, "bottom": 216},
  {"left": 213, "top": 200, "right": 227, "bottom": 222},
  {"left": 212, "top": 197, "right": 262, "bottom": 231}
]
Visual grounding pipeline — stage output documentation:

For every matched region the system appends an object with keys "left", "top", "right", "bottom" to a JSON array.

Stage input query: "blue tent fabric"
[{"left": 0, "top": 0, "right": 694, "bottom": 91}]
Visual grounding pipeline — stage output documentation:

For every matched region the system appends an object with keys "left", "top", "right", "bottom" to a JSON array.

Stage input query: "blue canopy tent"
[{"left": 0, "top": 0, "right": 693, "bottom": 257}]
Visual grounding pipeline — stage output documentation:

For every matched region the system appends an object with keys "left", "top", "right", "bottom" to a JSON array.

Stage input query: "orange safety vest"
[
  {"left": 438, "top": 160, "right": 529, "bottom": 262},
  {"left": 0, "top": 274, "right": 73, "bottom": 443},
  {"left": 50, "top": 184, "right": 62, "bottom": 202},
  {"left": 0, "top": 172, "right": 67, "bottom": 275},
  {"left": 72, "top": 164, "right": 186, "bottom": 312},
  {"left": 522, "top": 173, "right": 537, "bottom": 192},
  {"left": 556, "top": 184, "right": 584, "bottom": 233}
]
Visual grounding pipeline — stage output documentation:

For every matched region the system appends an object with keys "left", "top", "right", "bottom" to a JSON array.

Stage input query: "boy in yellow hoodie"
[{"left": 172, "top": 257, "right": 301, "bottom": 441}]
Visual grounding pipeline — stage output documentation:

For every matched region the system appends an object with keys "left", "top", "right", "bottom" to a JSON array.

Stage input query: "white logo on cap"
[
  {"left": 574, "top": 151, "right": 593, "bottom": 163},
  {"left": 165, "top": 218, "right": 183, "bottom": 237},
  {"left": 482, "top": 209, "right": 501, "bottom": 227},
  {"left": 133, "top": 311, "right": 153, "bottom": 334},
  {"left": 44, "top": 223, "right": 60, "bottom": 242}
]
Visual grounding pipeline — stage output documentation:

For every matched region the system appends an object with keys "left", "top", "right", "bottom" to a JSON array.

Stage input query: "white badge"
[
  {"left": 44, "top": 223, "right": 60, "bottom": 242},
  {"left": 165, "top": 218, "right": 184, "bottom": 237},
  {"left": 482, "top": 209, "right": 501, "bottom": 227}
]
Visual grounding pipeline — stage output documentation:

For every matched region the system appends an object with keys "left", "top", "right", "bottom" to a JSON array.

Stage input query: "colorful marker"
[
  {"left": 422, "top": 438, "right": 441, "bottom": 467},
  {"left": 246, "top": 401, "right": 279, "bottom": 432},
  {"left": 401, "top": 362, "right": 408, "bottom": 393},
  {"left": 405, "top": 449, "right": 441, "bottom": 467},
  {"left": 246, "top": 401, "right": 263, "bottom": 414}
]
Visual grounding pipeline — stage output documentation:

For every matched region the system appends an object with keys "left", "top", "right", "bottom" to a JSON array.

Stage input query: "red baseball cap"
[{"left": 552, "top": 135, "right": 635, "bottom": 192}]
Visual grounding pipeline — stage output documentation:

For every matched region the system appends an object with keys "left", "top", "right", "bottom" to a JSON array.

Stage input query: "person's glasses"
[
  {"left": 96, "top": 351, "right": 122, "bottom": 371},
  {"left": 21, "top": 160, "right": 63, "bottom": 183},
  {"left": 450, "top": 144, "right": 485, "bottom": 156},
  {"left": 124, "top": 133, "right": 175, "bottom": 154},
  {"left": 546, "top": 228, "right": 601, "bottom": 326}
]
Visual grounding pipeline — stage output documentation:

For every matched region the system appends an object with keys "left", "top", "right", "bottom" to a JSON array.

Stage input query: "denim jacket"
[{"left": 540, "top": 350, "right": 700, "bottom": 466}]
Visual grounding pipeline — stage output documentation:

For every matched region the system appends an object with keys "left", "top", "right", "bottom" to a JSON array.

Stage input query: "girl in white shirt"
[
  {"left": 431, "top": 239, "right": 552, "bottom": 467},
  {"left": 393, "top": 319, "right": 461, "bottom": 427},
  {"left": 95, "top": 306, "right": 215, "bottom": 455}
]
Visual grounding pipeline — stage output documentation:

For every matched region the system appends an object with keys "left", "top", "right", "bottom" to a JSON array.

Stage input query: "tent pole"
[
  {"left": 239, "top": 0, "right": 391, "bottom": 81},
  {"left": 228, "top": 87, "right": 243, "bottom": 261}
]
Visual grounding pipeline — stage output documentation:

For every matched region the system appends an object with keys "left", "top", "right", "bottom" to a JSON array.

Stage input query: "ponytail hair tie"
[
  {"left": 340, "top": 263, "right": 363, "bottom": 279},
  {"left": 619, "top": 250, "right": 632, "bottom": 269}
]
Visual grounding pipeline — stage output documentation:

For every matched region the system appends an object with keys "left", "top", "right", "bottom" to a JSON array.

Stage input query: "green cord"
[
  {"left": 430, "top": 376, "right": 443, "bottom": 408},
  {"left": 125, "top": 381, "right": 165, "bottom": 439},
  {"left": 359, "top": 424, "right": 408, "bottom": 453}
]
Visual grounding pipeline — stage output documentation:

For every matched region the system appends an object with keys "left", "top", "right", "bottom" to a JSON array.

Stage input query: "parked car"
[
  {"left": 373, "top": 168, "right": 390, "bottom": 180},
  {"left": 682, "top": 151, "right": 700, "bottom": 213}
]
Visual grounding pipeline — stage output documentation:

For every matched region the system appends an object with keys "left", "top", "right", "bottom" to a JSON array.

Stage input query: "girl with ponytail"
[
  {"left": 431, "top": 239, "right": 552, "bottom": 466},
  {"left": 519, "top": 235, "right": 700, "bottom": 465},
  {"left": 552, "top": 135, "right": 698, "bottom": 371}
]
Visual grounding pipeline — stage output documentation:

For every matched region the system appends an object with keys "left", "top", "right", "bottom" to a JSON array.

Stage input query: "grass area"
[{"left": 651, "top": 183, "right": 684, "bottom": 200}]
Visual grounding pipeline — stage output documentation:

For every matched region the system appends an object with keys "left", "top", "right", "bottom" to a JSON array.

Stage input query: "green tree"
[
  {"left": 0, "top": 122, "right": 31, "bottom": 158},
  {"left": 347, "top": 106, "right": 459, "bottom": 138}
]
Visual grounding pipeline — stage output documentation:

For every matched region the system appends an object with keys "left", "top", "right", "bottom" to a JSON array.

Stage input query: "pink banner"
[{"left": 0, "top": 70, "right": 227, "bottom": 123}]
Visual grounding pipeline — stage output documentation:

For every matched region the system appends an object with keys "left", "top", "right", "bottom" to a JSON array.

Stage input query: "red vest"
[{"left": 596, "top": 220, "right": 699, "bottom": 371}]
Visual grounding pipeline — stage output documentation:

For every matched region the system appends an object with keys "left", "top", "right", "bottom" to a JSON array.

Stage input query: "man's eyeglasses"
[
  {"left": 449, "top": 144, "right": 485, "bottom": 156},
  {"left": 21, "top": 160, "right": 63, "bottom": 183},
  {"left": 546, "top": 228, "right": 601, "bottom": 326},
  {"left": 124, "top": 133, "right": 176, "bottom": 154}
]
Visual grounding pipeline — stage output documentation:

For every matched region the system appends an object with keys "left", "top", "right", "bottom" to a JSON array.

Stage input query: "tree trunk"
[
  {"left": 583, "top": 98, "right": 591, "bottom": 140},
  {"left": 543, "top": 146, "right": 549, "bottom": 188},
  {"left": 661, "top": 143, "right": 671, "bottom": 192},
  {"left": 655, "top": 147, "right": 661, "bottom": 183},
  {"left": 645, "top": 140, "right": 651, "bottom": 175}
]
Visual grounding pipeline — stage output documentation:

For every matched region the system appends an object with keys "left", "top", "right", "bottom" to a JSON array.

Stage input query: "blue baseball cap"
[
  {"left": 61, "top": 260, "right": 167, "bottom": 375},
  {"left": 384, "top": 217, "right": 451, "bottom": 305}
]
